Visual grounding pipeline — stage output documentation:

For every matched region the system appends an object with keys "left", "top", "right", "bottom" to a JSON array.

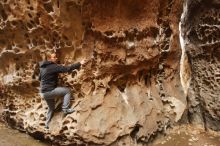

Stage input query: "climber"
[{"left": 39, "top": 51, "right": 85, "bottom": 129}]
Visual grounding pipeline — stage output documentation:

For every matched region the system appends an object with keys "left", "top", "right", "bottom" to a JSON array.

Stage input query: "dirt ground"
[
  {"left": 0, "top": 123, "right": 48, "bottom": 146},
  {"left": 150, "top": 125, "right": 220, "bottom": 146}
]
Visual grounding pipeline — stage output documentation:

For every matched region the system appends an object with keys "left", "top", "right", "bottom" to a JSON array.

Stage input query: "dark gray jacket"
[{"left": 39, "top": 61, "right": 81, "bottom": 93}]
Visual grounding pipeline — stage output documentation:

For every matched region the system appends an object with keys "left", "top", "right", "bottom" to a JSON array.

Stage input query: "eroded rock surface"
[
  {"left": 0, "top": 0, "right": 219, "bottom": 145},
  {"left": 180, "top": 0, "right": 220, "bottom": 130}
]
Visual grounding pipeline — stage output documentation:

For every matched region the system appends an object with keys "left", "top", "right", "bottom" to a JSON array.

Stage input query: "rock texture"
[
  {"left": 0, "top": 0, "right": 219, "bottom": 145},
  {"left": 180, "top": 0, "right": 220, "bottom": 130}
]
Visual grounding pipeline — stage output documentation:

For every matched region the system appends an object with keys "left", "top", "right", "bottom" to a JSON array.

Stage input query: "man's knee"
[{"left": 64, "top": 87, "right": 71, "bottom": 94}]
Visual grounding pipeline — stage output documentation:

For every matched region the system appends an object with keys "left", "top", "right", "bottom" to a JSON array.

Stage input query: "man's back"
[{"left": 39, "top": 61, "right": 59, "bottom": 93}]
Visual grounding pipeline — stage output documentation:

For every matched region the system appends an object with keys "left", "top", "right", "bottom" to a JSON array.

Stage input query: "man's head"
[{"left": 46, "top": 52, "right": 58, "bottom": 63}]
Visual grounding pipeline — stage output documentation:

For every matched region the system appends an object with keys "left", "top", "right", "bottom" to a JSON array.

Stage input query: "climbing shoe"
[
  {"left": 63, "top": 108, "right": 75, "bottom": 115},
  {"left": 45, "top": 124, "right": 49, "bottom": 129}
]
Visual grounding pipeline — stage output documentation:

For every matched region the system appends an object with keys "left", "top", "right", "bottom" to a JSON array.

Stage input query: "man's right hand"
[{"left": 80, "top": 59, "right": 86, "bottom": 65}]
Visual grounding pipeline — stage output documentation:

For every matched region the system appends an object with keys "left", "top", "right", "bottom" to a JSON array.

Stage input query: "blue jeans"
[{"left": 40, "top": 87, "right": 72, "bottom": 126}]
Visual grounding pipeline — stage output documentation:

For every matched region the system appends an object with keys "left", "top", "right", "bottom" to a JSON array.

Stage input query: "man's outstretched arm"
[{"left": 54, "top": 62, "right": 81, "bottom": 73}]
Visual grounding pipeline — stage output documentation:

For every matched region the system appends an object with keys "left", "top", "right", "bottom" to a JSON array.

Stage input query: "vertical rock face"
[
  {"left": 0, "top": 0, "right": 219, "bottom": 145},
  {"left": 180, "top": 0, "right": 220, "bottom": 131}
]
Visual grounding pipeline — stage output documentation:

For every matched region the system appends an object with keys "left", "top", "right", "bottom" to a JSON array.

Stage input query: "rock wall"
[
  {"left": 180, "top": 0, "right": 220, "bottom": 130},
  {"left": 0, "top": 0, "right": 219, "bottom": 145}
]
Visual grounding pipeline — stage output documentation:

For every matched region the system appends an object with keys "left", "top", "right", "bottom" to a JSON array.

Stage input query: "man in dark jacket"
[{"left": 39, "top": 52, "right": 84, "bottom": 129}]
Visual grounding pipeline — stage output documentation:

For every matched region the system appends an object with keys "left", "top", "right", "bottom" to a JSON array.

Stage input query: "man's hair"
[{"left": 45, "top": 51, "right": 56, "bottom": 60}]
